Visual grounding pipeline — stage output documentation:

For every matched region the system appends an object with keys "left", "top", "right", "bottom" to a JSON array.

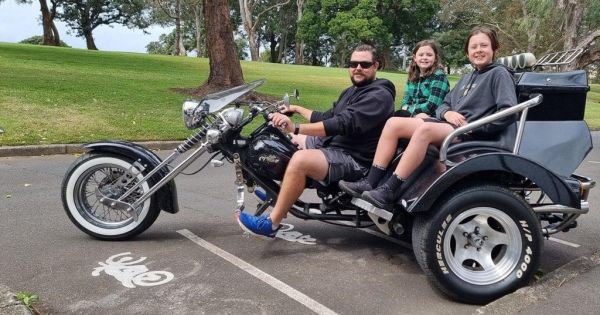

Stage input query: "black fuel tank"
[{"left": 246, "top": 127, "right": 297, "bottom": 180}]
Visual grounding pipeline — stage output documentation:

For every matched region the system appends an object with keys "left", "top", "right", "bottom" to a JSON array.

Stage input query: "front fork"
[{"left": 97, "top": 141, "right": 210, "bottom": 220}]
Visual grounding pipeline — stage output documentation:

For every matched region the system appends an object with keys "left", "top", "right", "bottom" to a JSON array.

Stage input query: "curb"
[
  {"left": 0, "top": 141, "right": 181, "bottom": 157},
  {"left": 475, "top": 250, "right": 600, "bottom": 314},
  {"left": 0, "top": 285, "right": 32, "bottom": 315}
]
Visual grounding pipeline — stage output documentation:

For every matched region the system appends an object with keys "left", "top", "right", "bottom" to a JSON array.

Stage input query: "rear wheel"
[
  {"left": 61, "top": 153, "right": 160, "bottom": 240},
  {"left": 412, "top": 185, "right": 542, "bottom": 304}
]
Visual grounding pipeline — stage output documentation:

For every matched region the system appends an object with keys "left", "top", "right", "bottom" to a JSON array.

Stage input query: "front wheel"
[
  {"left": 61, "top": 153, "right": 161, "bottom": 240},
  {"left": 412, "top": 185, "right": 542, "bottom": 304}
]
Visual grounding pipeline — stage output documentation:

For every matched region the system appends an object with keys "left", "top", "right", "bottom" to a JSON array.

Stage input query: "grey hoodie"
[{"left": 436, "top": 63, "right": 517, "bottom": 138}]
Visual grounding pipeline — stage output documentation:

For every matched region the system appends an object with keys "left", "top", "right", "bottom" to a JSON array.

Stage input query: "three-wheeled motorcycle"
[{"left": 61, "top": 59, "right": 595, "bottom": 304}]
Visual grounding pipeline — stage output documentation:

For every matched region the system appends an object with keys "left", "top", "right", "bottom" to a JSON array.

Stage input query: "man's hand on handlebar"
[
  {"left": 278, "top": 104, "right": 297, "bottom": 116},
  {"left": 269, "top": 112, "right": 294, "bottom": 133}
]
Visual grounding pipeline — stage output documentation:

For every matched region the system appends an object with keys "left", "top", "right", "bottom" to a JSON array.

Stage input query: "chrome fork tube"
[{"left": 121, "top": 143, "right": 209, "bottom": 211}]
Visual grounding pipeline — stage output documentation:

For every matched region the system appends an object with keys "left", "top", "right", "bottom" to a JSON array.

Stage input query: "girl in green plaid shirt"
[{"left": 400, "top": 40, "right": 450, "bottom": 118}]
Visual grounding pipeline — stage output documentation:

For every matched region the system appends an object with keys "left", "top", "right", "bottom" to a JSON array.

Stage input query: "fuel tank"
[{"left": 246, "top": 126, "right": 297, "bottom": 180}]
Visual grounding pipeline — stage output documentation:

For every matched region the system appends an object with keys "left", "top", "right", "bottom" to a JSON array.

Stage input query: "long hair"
[
  {"left": 463, "top": 25, "right": 500, "bottom": 60},
  {"left": 407, "top": 40, "right": 444, "bottom": 83}
]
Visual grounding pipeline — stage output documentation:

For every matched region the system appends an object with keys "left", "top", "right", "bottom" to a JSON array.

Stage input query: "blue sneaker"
[{"left": 237, "top": 212, "right": 280, "bottom": 239}]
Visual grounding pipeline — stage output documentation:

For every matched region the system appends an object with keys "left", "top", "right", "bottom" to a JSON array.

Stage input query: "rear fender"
[
  {"left": 407, "top": 153, "right": 579, "bottom": 213},
  {"left": 84, "top": 141, "right": 179, "bottom": 214}
]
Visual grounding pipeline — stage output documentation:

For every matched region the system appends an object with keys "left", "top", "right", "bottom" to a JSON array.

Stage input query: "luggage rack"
[{"left": 533, "top": 48, "right": 584, "bottom": 71}]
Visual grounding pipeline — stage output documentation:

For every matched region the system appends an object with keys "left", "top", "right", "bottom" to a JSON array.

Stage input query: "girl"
[
  {"left": 339, "top": 26, "right": 517, "bottom": 209},
  {"left": 400, "top": 40, "right": 449, "bottom": 118}
]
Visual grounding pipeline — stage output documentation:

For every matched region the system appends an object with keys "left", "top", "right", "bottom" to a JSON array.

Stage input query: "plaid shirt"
[{"left": 401, "top": 68, "right": 450, "bottom": 116}]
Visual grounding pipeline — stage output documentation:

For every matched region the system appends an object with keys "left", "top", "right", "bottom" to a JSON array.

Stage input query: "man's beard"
[{"left": 351, "top": 75, "right": 374, "bottom": 87}]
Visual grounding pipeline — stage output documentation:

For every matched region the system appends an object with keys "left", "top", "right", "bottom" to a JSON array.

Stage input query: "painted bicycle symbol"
[
  {"left": 276, "top": 223, "right": 317, "bottom": 245},
  {"left": 92, "top": 252, "right": 174, "bottom": 288}
]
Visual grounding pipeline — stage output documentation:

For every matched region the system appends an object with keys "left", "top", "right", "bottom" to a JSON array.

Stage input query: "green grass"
[{"left": 0, "top": 42, "right": 598, "bottom": 146}]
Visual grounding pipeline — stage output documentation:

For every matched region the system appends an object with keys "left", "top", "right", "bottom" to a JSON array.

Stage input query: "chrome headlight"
[{"left": 182, "top": 100, "right": 204, "bottom": 129}]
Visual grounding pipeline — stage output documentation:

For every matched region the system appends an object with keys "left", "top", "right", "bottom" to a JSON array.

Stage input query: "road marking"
[
  {"left": 276, "top": 223, "right": 317, "bottom": 245},
  {"left": 548, "top": 237, "right": 581, "bottom": 248},
  {"left": 587, "top": 160, "right": 600, "bottom": 164},
  {"left": 92, "top": 252, "right": 174, "bottom": 288},
  {"left": 177, "top": 229, "right": 337, "bottom": 315},
  {"left": 335, "top": 221, "right": 412, "bottom": 249}
]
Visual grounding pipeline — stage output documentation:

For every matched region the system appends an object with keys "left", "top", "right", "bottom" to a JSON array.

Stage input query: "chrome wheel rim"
[
  {"left": 444, "top": 207, "right": 522, "bottom": 285},
  {"left": 74, "top": 162, "right": 146, "bottom": 229}
]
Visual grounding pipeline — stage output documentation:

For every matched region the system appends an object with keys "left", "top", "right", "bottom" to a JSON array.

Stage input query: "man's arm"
[
  {"left": 288, "top": 105, "right": 313, "bottom": 121},
  {"left": 270, "top": 112, "right": 328, "bottom": 137}
]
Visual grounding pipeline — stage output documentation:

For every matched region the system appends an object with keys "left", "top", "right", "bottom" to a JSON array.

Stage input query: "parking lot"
[{"left": 1, "top": 134, "right": 599, "bottom": 314}]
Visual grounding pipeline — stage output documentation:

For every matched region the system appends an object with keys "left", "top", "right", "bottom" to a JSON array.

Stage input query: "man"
[{"left": 236, "top": 44, "right": 395, "bottom": 238}]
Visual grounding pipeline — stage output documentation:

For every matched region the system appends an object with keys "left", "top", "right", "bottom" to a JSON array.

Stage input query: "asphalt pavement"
[{"left": 1, "top": 135, "right": 600, "bottom": 314}]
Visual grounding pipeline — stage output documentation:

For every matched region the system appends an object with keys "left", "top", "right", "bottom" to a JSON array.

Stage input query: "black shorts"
[{"left": 305, "top": 136, "right": 367, "bottom": 185}]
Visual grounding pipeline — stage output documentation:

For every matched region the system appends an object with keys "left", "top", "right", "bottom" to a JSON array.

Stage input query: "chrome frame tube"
[{"left": 439, "top": 95, "right": 543, "bottom": 166}]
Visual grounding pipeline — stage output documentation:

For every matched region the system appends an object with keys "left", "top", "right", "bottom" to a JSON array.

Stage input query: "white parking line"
[
  {"left": 177, "top": 229, "right": 337, "bottom": 315},
  {"left": 587, "top": 160, "right": 600, "bottom": 164},
  {"left": 548, "top": 237, "right": 581, "bottom": 248}
]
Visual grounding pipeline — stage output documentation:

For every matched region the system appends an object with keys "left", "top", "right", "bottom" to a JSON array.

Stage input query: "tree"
[
  {"left": 5, "top": 0, "right": 62, "bottom": 46},
  {"left": 558, "top": 0, "right": 600, "bottom": 69},
  {"left": 38, "top": 0, "right": 62, "bottom": 46},
  {"left": 259, "top": 1, "right": 296, "bottom": 63},
  {"left": 238, "top": 0, "right": 290, "bottom": 61},
  {"left": 202, "top": 0, "right": 244, "bottom": 88},
  {"left": 294, "top": 0, "right": 305, "bottom": 64},
  {"left": 152, "top": 0, "right": 187, "bottom": 56},
  {"left": 59, "top": 0, "right": 151, "bottom": 50}
]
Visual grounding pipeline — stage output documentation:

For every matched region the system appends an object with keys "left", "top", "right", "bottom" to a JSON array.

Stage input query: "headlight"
[{"left": 182, "top": 100, "right": 204, "bottom": 129}]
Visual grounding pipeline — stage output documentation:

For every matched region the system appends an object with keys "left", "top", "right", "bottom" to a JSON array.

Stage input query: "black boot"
[
  {"left": 339, "top": 165, "right": 386, "bottom": 197},
  {"left": 362, "top": 174, "right": 404, "bottom": 209}
]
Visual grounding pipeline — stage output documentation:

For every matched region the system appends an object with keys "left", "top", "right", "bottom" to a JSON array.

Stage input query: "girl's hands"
[{"left": 443, "top": 111, "right": 467, "bottom": 126}]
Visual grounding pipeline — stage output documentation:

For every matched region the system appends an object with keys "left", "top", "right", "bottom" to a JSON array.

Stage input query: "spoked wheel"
[
  {"left": 61, "top": 153, "right": 160, "bottom": 240},
  {"left": 412, "top": 185, "right": 542, "bottom": 304}
]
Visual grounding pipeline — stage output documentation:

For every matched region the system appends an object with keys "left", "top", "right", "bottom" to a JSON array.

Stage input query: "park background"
[{"left": 0, "top": 0, "right": 599, "bottom": 146}]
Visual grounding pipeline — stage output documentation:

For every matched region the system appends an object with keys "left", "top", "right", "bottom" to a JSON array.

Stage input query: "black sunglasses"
[{"left": 348, "top": 61, "right": 374, "bottom": 69}]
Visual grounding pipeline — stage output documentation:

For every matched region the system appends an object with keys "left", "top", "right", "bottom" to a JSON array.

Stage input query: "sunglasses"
[{"left": 348, "top": 61, "right": 375, "bottom": 69}]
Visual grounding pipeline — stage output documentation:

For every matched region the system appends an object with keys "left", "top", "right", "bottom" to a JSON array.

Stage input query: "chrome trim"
[
  {"left": 439, "top": 95, "right": 543, "bottom": 166},
  {"left": 532, "top": 203, "right": 589, "bottom": 214}
]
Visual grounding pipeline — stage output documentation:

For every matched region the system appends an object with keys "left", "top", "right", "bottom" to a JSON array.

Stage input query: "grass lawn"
[{"left": 0, "top": 42, "right": 598, "bottom": 146}]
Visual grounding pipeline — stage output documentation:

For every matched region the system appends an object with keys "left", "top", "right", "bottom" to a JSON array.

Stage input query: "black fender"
[
  {"left": 407, "top": 152, "right": 579, "bottom": 213},
  {"left": 84, "top": 141, "right": 179, "bottom": 214}
]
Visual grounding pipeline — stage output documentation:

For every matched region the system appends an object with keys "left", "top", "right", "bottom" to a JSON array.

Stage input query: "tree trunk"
[
  {"left": 382, "top": 46, "right": 393, "bottom": 70},
  {"left": 193, "top": 3, "right": 204, "bottom": 57},
  {"left": 174, "top": 0, "right": 186, "bottom": 56},
  {"left": 239, "top": 0, "right": 259, "bottom": 61},
  {"left": 559, "top": 0, "right": 584, "bottom": 50},
  {"left": 83, "top": 29, "right": 98, "bottom": 50},
  {"left": 294, "top": 0, "right": 305, "bottom": 64},
  {"left": 269, "top": 32, "right": 277, "bottom": 63},
  {"left": 203, "top": 0, "right": 244, "bottom": 87},
  {"left": 39, "top": 0, "right": 60, "bottom": 46},
  {"left": 570, "top": 29, "right": 600, "bottom": 69},
  {"left": 247, "top": 30, "right": 260, "bottom": 61},
  {"left": 277, "top": 33, "right": 286, "bottom": 63}
]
